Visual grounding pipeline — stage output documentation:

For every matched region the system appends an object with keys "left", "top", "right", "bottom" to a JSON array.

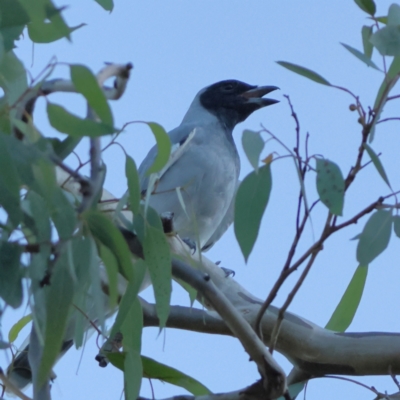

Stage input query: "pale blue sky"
[{"left": 2, "top": 1, "right": 400, "bottom": 399}]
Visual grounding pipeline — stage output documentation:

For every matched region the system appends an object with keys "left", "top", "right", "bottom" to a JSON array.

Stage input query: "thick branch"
[{"left": 171, "top": 258, "right": 287, "bottom": 399}]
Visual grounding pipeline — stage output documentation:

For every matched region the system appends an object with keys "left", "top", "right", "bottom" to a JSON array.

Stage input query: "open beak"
[{"left": 242, "top": 85, "right": 279, "bottom": 107}]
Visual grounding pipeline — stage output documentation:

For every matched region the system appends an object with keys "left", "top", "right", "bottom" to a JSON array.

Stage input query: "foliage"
[{"left": 1, "top": 0, "right": 400, "bottom": 400}]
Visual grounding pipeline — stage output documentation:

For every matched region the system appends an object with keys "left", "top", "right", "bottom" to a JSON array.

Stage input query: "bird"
[
  {"left": 6, "top": 79, "right": 278, "bottom": 391},
  {"left": 139, "top": 79, "right": 279, "bottom": 251}
]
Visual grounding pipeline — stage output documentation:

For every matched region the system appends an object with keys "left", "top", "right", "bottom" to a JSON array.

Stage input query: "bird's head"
[{"left": 199, "top": 79, "right": 279, "bottom": 130}]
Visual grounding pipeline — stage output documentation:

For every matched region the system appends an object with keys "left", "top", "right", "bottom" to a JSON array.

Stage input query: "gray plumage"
[
  {"left": 139, "top": 79, "right": 278, "bottom": 250},
  {"left": 6, "top": 80, "right": 278, "bottom": 392}
]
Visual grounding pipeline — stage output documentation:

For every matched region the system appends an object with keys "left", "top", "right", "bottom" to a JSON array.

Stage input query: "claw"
[
  {"left": 182, "top": 237, "right": 197, "bottom": 254},
  {"left": 220, "top": 267, "right": 235, "bottom": 277}
]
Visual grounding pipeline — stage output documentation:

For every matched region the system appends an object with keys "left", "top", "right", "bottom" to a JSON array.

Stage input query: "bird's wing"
[
  {"left": 201, "top": 180, "right": 240, "bottom": 251},
  {"left": 138, "top": 122, "right": 198, "bottom": 193}
]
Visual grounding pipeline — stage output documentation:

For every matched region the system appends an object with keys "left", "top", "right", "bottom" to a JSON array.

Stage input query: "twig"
[
  {"left": 376, "top": 117, "right": 400, "bottom": 124},
  {"left": 268, "top": 252, "right": 319, "bottom": 353}
]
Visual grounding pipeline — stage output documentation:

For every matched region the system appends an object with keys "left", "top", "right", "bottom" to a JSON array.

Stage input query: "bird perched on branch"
[
  {"left": 6, "top": 79, "right": 278, "bottom": 392},
  {"left": 139, "top": 79, "right": 279, "bottom": 250}
]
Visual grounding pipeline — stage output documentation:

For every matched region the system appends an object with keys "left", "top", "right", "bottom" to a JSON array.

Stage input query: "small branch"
[
  {"left": 386, "top": 94, "right": 400, "bottom": 102},
  {"left": 376, "top": 117, "right": 400, "bottom": 124},
  {"left": 268, "top": 252, "right": 318, "bottom": 353},
  {"left": 77, "top": 63, "right": 132, "bottom": 213},
  {"left": 331, "top": 197, "right": 384, "bottom": 232},
  {"left": 323, "top": 375, "right": 382, "bottom": 396}
]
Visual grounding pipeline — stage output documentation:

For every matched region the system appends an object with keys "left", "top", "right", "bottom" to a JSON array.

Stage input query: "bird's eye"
[{"left": 223, "top": 83, "right": 235, "bottom": 91}]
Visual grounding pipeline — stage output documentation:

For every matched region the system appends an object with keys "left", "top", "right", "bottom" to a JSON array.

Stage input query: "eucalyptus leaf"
[
  {"left": 84, "top": 210, "right": 134, "bottom": 281},
  {"left": 37, "top": 252, "right": 74, "bottom": 387},
  {"left": 370, "top": 25, "right": 400, "bottom": 56},
  {"left": 99, "top": 245, "right": 119, "bottom": 308},
  {"left": 370, "top": 56, "right": 400, "bottom": 141},
  {"left": 325, "top": 265, "right": 368, "bottom": 332},
  {"left": 47, "top": 103, "right": 115, "bottom": 137},
  {"left": 8, "top": 314, "right": 32, "bottom": 343},
  {"left": 145, "top": 122, "right": 171, "bottom": 175},
  {"left": 315, "top": 158, "right": 345, "bottom": 216},
  {"left": 234, "top": 163, "right": 272, "bottom": 262},
  {"left": 126, "top": 155, "right": 141, "bottom": 214},
  {"left": 363, "top": 143, "right": 391, "bottom": 188},
  {"left": 242, "top": 129, "right": 265, "bottom": 172},
  {"left": 356, "top": 210, "right": 392, "bottom": 265},
  {"left": 70, "top": 64, "right": 113, "bottom": 125},
  {"left": 121, "top": 298, "right": 143, "bottom": 400},
  {"left": 361, "top": 25, "right": 374, "bottom": 58},
  {"left": 354, "top": 0, "right": 376, "bottom": 16},
  {"left": 0, "top": 51, "right": 27, "bottom": 105},
  {"left": 108, "top": 353, "right": 211, "bottom": 396},
  {"left": 393, "top": 215, "right": 400, "bottom": 238},
  {"left": 94, "top": 0, "right": 114, "bottom": 11},
  {"left": 142, "top": 356, "right": 211, "bottom": 395},
  {"left": 0, "top": 133, "right": 22, "bottom": 226},
  {"left": 143, "top": 224, "right": 171, "bottom": 328},
  {"left": 0, "top": 241, "right": 23, "bottom": 308},
  {"left": 341, "top": 42, "right": 380, "bottom": 70},
  {"left": 108, "top": 259, "right": 146, "bottom": 341},
  {"left": 277, "top": 61, "right": 331, "bottom": 86}
]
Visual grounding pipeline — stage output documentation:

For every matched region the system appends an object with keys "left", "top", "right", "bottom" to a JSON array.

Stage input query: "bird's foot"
[
  {"left": 220, "top": 266, "right": 235, "bottom": 277},
  {"left": 182, "top": 237, "right": 197, "bottom": 254}
]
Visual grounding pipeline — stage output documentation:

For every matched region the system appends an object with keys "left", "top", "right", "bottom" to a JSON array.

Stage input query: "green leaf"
[
  {"left": 32, "top": 158, "right": 76, "bottom": 240},
  {"left": 363, "top": 143, "right": 391, "bottom": 188},
  {"left": 0, "top": 133, "right": 22, "bottom": 226},
  {"left": 357, "top": 210, "right": 392, "bottom": 264},
  {"left": 143, "top": 224, "right": 171, "bottom": 328},
  {"left": 108, "top": 259, "right": 146, "bottom": 341},
  {"left": 0, "top": 51, "right": 27, "bottom": 106},
  {"left": 99, "top": 245, "right": 119, "bottom": 308},
  {"left": 145, "top": 122, "right": 171, "bottom": 175},
  {"left": 242, "top": 129, "right": 265, "bottom": 172},
  {"left": 28, "top": 20, "right": 83, "bottom": 44},
  {"left": 47, "top": 103, "right": 115, "bottom": 137},
  {"left": 392, "top": 215, "right": 400, "bottom": 238},
  {"left": 38, "top": 252, "right": 74, "bottom": 387},
  {"left": 22, "top": 191, "right": 52, "bottom": 242},
  {"left": 50, "top": 136, "right": 82, "bottom": 160},
  {"left": 234, "top": 164, "right": 272, "bottom": 261},
  {"left": 108, "top": 354, "right": 211, "bottom": 396},
  {"left": 354, "top": 0, "right": 376, "bottom": 15},
  {"left": 18, "top": 0, "right": 83, "bottom": 43},
  {"left": 126, "top": 155, "right": 141, "bottom": 214},
  {"left": 70, "top": 64, "right": 113, "bottom": 126},
  {"left": 8, "top": 314, "right": 32, "bottom": 343},
  {"left": 371, "top": 56, "right": 400, "bottom": 141},
  {"left": 0, "top": 242, "right": 22, "bottom": 308},
  {"left": 94, "top": 0, "right": 114, "bottom": 11},
  {"left": 388, "top": 4, "right": 400, "bottom": 26},
  {"left": 325, "top": 265, "right": 368, "bottom": 332},
  {"left": 315, "top": 158, "right": 345, "bottom": 216},
  {"left": 370, "top": 26, "right": 400, "bottom": 56},
  {"left": 340, "top": 43, "right": 380, "bottom": 70},
  {"left": 84, "top": 210, "right": 134, "bottom": 281},
  {"left": 0, "top": 0, "right": 29, "bottom": 52},
  {"left": 376, "top": 16, "right": 388, "bottom": 24},
  {"left": 361, "top": 25, "right": 374, "bottom": 59},
  {"left": 276, "top": 61, "right": 331, "bottom": 86},
  {"left": 121, "top": 298, "right": 143, "bottom": 400},
  {"left": 124, "top": 351, "right": 142, "bottom": 400},
  {"left": 142, "top": 356, "right": 211, "bottom": 395}
]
